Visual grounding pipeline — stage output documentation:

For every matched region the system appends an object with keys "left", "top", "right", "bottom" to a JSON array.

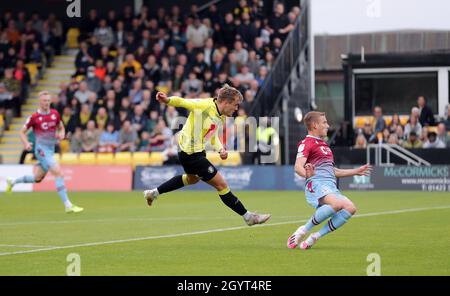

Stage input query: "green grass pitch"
[{"left": 0, "top": 191, "right": 449, "bottom": 275}]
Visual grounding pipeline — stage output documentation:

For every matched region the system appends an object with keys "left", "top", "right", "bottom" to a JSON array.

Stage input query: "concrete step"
[
  {"left": 0, "top": 150, "right": 21, "bottom": 155},
  {"left": 0, "top": 143, "right": 23, "bottom": 149},
  {"left": 8, "top": 123, "right": 24, "bottom": 130},
  {"left": 1, "top": 137, "right": 22, "bottom": 143}
]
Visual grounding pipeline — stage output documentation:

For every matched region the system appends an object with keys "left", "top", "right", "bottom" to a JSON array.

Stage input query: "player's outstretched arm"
[
  {"left": 334, "top": 164, "right": 372, "bottom": 178},
  {"left": 158, "top": 92, "right": 211, "bottom": 112}
]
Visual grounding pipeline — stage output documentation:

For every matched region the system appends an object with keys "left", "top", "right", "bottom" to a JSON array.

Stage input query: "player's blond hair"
[
  {"left": 304, "top": 111, "right": 326, "bottom": 131},
  {"left": 217, "top": 84, "right": 243, "bottom": 103},
  {"left": 38, "top": 91, "right": 52, "bottom": 99}
]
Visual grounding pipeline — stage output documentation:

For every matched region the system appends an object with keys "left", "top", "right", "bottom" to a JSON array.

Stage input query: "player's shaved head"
[{"left": 304, "top": 111, "right": 326, "bottom": 131}]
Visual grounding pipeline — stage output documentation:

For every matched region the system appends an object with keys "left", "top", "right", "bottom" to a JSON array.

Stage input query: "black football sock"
[
  {"left": 218, "top": 188, "right": 248, "bottom": 216},
  {"left": 157, "top": 175, "right": 186, "bottom": 194}
]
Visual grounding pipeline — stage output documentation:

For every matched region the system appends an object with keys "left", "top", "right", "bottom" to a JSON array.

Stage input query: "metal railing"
[
  {"left": 249, "top": 0, "right": 308, "bottom": 117},
  {"left": 367, "top": 144, "right": 431, "bottom": 166}
]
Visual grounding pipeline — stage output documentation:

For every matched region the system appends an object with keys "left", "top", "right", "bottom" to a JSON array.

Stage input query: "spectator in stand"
[
  {"left": 76, "top": 103, "right": 93, "bottom": 129},
  {"left": 70, "top": 127, "right": 83, "bottom": 153},
  {"left": 86, "top": 66, "right": 102, "bottom": 93},
  {"left": 130, "top": 104, "right": 148, "bottom": 135},
  {"left": 263, "top": 51, "right": 275, "bottom": 71},
  {"left": 371, "top": 106, "right": 386, "bottom": 140},
  {"left": 404, "top": 114, "right": 422, "bottom": 140},
  {"left": 233, "top": 65, "right": 255, "bottom": 89},
  {"left": 420, "top": 126, "right": 428, "bottom": 143},
  {"left": 443, "top": 104, "right": 450, "bottom": 131},
  {"left": 119, "top": 53, "right": 142, "bottom": 84},
  {"left": 362, "top": 121, "right": 373, "bottom": 143},
  {"left": 247, "top": 50, "right": 261, "bottom": 76},
  {"left": 403, "top": 131, "right": 423, "bottom": 149},
  {"left": 74, "top": 81, "right": 91, "bottom": 104},
  {"left": 186, "top": 17, "right": 209, "bottom": 49},
  {"left": 149, "top": 118, "right": 173, "bottom": 152},
  {"left": 354, "top": 133, "right": 368, "bottom": 149},
  {"left": 138, "top": 131, "right": 151, "bottom": 152},
  {"left": 81, "top": 120, "right": 100, "bottom": 152},
  {"left": 381, "top": 127, "right": 390, "bottom": 143},
  {"left": 423, "top": 132, "right": 446, "bottom": 149},
  {"left": 118, "top": 120, "right": 138, "bottom": 152},
  {"left": 395, "top": 125, "right": 405, "bottom": 146},
  {"left": 94, "top": 19, "right": 114, "bottom": 48},
  {"left": 182, "top": 72, "right": 203, "bottom": 97},
  {"left": 61, "top": 106, "right": 76, "bottom": 135},
  {"left": 129, "top": 79, "right": 144, "bottom": 105},
  {"left": 1, "top": 68, "right": 20, "bottom": 117},
  {"left": 417, "top": 96, "right": 435, "bottom": 127},
  {"left": 388, "top": 113, "right": 402, "bottom": 133},
  {"left": 98, "top": 122, "right": 119, "bottom": 153},
  {"left": 387, "top": 133, "right": 400, "bottom": 145},
  {"left": 267, "top": 2, "right": 290, "bottom": 41},
  {"left": 233, "top": 40, "right": 249, "bottom": 67},
  {"left": 436, "top": 122, "right": 449, "bottom": 147},
  {"left": 75, "top": 41, "right": 94, "bottom": 75},
  {"left": 94, "top": 107, "right": 108, "bottom": 129}
]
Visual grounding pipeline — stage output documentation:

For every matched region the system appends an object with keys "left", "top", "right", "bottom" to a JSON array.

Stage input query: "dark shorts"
[{"left": 178, "top": 150, "right": 218, "bottom": 182}]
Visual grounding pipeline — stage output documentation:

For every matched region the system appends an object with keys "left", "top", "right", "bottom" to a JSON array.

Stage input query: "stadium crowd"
[
  {"left": 53, "top": 1, "right": 299, "bottom": 157},
  {"left": 0, "top": 10, "right": 63, "bottom": 133},
  {"left": 353, "top": 96, "right": 450, "bottom": 149}
]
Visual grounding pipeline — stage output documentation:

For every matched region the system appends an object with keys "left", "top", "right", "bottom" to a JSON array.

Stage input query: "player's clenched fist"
[
  {"left": 219, "top": 148, "right": 228, "bottom": 160},
  {"left": 156, "top": 92, "right": 169, "bottom": 104},
  {"left": 304, "top": 163, "right": 315, "bottom": 178}
]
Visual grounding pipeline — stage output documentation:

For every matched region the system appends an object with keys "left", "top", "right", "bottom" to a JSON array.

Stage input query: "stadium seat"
[
  {"left": 60, "top": 153, "right": 79, "bottom": 165},
  {"left": 25, "top": 63, "right": 39, "bottom": 85},
  {"left": 24, "top": 153, "right": 36, "bottom": 165},
  {"left": 59, "top": 139, "right": 71, "bottom": 154},
  {"left": 114, "top": 152, "right": 132, "bottom": 165},
  {"left": 78, "top": 152, "right": 96, "bottom": 164},
  {"left": 96, "top": 153, "right": 114, "bottom": 165},
  {"left": 66, "top": 28, "right": 80, "bottom": 48},
  {"left": 223, "top": 152, "right": 242, "bottom": 166},
  {"left": 148, "top": 152, "right": 164, "bottom": 166},
  {"left": 132, "top": 152, "right": 150, "bottom": 167},
  {"left": 206, "top": 152, "right": 222, "bottom": 166},
  {"left": 354, "top": 116, "right": 371, "bottom": 128}
]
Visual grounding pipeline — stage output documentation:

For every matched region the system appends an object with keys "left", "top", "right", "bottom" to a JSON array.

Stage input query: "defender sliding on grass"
[
  {"left": 5, "top": 91, "right": 83, "bottom": 214},
  {"left": 144, "top": 85, "right": 270, "bottom": 226},
  {"left": 287, "top": 111, "right": 371, "bottom": 250}
]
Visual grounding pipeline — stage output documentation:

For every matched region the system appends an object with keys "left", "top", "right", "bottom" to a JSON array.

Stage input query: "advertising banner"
[
  {"left": 33, "top": 165, "right": 132, "bottom": 192},
  {"left": 133, "top": 166, "right": 306, "bottom": 191},
  {"left": 339, "top": 166, "right": 450, "bottom": 192},
  {"left": 0, "top": 165, "right": 34, "bottom": 192}
]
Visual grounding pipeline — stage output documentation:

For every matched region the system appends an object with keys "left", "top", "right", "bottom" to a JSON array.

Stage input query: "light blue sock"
[
  {"left": 55, "top": 177, "right": 72, "bottom": 208},
  {"left": 319, "top": 209, "right": 353, "bottom": 237},
  {"left": 14, "top": 175, "right": 36, "bottom": 184},
  {"left": 304, "top": 204, "right": 335, "bottom": 231}
]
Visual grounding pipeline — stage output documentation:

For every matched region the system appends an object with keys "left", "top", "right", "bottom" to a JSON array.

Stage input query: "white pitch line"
[
  {"left": 0, "top": 244, "right": 55, "bottom": 248},
  {"left": 0, "top": 216, "right": 241, "bottom": 227},
  {"left": 0, "top": 205, "right": 449, "bottom": 257}
]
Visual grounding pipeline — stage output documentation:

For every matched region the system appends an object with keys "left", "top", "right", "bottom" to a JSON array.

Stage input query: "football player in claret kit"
[
  {"left": 6, "top": 91, "right": 83, "bottom": 214},
  {"left": 143, "top": 84, "right": 271, "bottom": 226},
  {"left": 287, "top": 111, "right": 371, "bottom": 249}
]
